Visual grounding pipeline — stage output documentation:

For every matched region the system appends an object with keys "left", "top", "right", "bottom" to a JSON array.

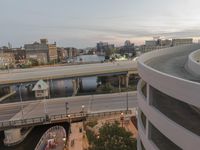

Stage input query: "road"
[
  {"left": 0, "top": 91, "right": 138, "bottom": 122},
  {"left": 0, "top": 60, "right": 137, "bottom": 85}
]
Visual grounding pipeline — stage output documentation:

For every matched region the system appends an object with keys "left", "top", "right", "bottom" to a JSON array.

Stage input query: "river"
[
  {"left": 2, "top": 55, "right": 105, "bottom": 103},
  {"left": 0, "top": 55, "right": 103, "bottom": 149}
]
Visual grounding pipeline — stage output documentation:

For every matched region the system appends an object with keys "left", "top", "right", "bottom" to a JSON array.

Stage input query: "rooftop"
[{"left": 146, "top": 44, "right": 200, "bottom": 83}]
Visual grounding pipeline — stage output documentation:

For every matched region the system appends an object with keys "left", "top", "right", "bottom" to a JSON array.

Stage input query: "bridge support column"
[
  {"left": 79, "top": 78, "right": 83, "bottom": 92},
  {"left": 126, "top": 74, "right": 129, "bottom": 88},
  {"left": 118, "top": 76, "right": 121, "bottom": 92},
  {"left": 121, "top": 76, "right": 126, "bottom": 87},
  {"left": 26, "top": 85, "right": 32, "bottom": 93},
  {"left": 4, "top": 128, "right": 22, "bottom": 146},
  {"left": 72, "top": 78, "right": 80, "bottom": 96}
]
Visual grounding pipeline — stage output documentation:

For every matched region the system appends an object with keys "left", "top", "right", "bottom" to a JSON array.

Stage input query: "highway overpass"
[{"left": 0, "top": 60, "right": 137, "bottom": 85}]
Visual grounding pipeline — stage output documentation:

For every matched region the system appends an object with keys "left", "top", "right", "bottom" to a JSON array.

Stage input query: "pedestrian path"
[{"left": 68, "top": 122, "right": 84, "bottom": 150}]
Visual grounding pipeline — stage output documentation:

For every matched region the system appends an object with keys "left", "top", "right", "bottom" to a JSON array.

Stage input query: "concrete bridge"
[
  {"left": 0, "top": 92, "right": 138, "bottom": 146},
  {"left": 0, "top": 60, "right": 137, "bottom": 97},
  {"left": 0, "top": 60, "right": 137, "bottom": 85}
]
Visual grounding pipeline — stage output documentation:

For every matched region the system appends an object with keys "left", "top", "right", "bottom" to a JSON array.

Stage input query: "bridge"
[
  {"left": 0, "top": 91, "right": 137, "bottom": 129},
  {"left": 0, "top": 60, "right": 137, "bottom": 97},
  {"left": 0, "top": 60, "right": 137, "bottom": 85},
  {"left": 0, "top": 91, "right": 137, "bottom": 146}
]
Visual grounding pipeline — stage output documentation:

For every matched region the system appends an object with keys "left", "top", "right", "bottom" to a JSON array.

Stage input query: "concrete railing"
[
  {"left": 0, "top": 110, "right": 132, "bottom": 130},
  {"left": 185, "top": 49, "right": 200, "bottom": 76},
  {"left": 138, "top": 44, "right": 200, "bottom": 107}
]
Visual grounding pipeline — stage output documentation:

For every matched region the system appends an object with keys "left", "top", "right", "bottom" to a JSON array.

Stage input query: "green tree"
[
  {"left": 91, "top": 121, "right": 136, "bottom": 150},
  {"left": 28, "top": 58, "right": 39, "bottom": 66},
  {"left": 105, "top": 48, "right": 115, "bottom": 59}
]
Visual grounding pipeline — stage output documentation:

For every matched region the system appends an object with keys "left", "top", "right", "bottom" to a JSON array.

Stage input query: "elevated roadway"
[{"left": 0, "top": 61, "right": 137, "bottom": 85}]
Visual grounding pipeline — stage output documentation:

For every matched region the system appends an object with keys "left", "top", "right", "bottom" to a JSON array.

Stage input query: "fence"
[{"left": 0, "top": 109, "right": 133, "bottom": 130}]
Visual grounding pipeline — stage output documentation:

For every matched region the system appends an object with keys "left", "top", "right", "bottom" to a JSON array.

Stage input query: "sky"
[{"left": 1, "top": 0, "right": 200, "bottom": 48}]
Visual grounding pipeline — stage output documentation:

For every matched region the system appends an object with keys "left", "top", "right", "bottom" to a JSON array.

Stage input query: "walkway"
[{"left": 68, "top": 122, "right": 84, "bottom": 150}]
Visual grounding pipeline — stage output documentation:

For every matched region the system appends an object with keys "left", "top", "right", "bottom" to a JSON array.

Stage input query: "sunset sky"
[{"left": 1, "top": 0, "right": 200, "bottom": 48}]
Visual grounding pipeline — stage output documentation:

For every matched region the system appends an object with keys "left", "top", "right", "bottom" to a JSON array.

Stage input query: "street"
[{"left": 0, "top": 91, "right": 138, "bottom": 122}]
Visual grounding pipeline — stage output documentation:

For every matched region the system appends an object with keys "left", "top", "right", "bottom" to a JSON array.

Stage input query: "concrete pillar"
[
  {"left": 146, "top": 120, "right": 151, "bottom": 139},
  {"left": 73, "top": 78, "right": 80, "bottom": 96},
  {"left": 79, "top": 78, "right": 83, "bottom": 92},
  {"left": 4, "top": 128, "right": 22, "bottom": 146},
  {"left": 76, "top": 78, "right": 80, "bottom": 90},
  {"left": 118, "top": 76, "right": 121, "bottom": 92},
  {"left": 126, "top": 74, "right": 129, "bottom": 88},
  {"left": 72, "top": 79, "right": 79, "bottom": 96},
  {"left": 121, "top": 76, "right": 126, "bottom": 86},
  {"left": 26, "top": 85, "right": 32, "bottom": 93},
  {"left": 137, "top": 137, "right": 142, "bottom": 150},
  {"left": 2, "top": 86, "right": 12, "bottom": 94}
]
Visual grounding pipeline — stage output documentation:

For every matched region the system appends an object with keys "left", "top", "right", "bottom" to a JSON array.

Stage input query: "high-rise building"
[
  {"left": 119, "top": 40, "right": 135, "bottom": 57},
  {"left": 137, "top": 44, "right": 200, "bottom": 150},
  {"left": 96, "top": 42, "right": 114, "bottom": 56}
]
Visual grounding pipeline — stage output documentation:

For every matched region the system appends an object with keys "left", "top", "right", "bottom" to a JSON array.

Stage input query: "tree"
[
  {"left": 105, "top": 48, "right": 115, "bottom": 59},
  {"left": 91, "top": 121, "right": 136, "bottom": 150},
  {"left": 28, "top": 58, "right": 39, "bottom": 66}
]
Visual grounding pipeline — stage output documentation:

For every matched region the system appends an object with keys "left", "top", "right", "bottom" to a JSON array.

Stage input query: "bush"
[{"left": 28, "top": 58, "right": 39, "bottom": 66}]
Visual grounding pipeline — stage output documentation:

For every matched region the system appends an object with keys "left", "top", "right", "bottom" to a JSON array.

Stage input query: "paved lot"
[{"left": 147, "top": 48, "right": 200, "bottom": 82}]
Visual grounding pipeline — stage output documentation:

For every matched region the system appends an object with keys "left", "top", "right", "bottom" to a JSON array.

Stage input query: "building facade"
[
  {"left": 24, "top": 39, "right": 57, "bottom": 64},
  {"left": 96, "top": 42, "right": 114, "bottom": 56},
  {"left": 137, "top": 44, "right": 200, "bottom": 150},
  {"left": 172, "top": 38, "right": 193, "bottom": 46},
  {"left": 119, "top": 40, "right": 135, "bottom": 57},
  {"left": 0, "top": 47, "right": 15, "bottom": 68}
]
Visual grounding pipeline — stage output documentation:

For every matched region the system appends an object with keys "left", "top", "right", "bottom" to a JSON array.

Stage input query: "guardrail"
[{"left": 0, "top": 110, "right": 132, "bottom": 130}]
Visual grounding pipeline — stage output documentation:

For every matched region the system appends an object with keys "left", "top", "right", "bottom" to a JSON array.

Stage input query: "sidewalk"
[{"left": 68, "top": 122, "right": 85, "bottom": 150}]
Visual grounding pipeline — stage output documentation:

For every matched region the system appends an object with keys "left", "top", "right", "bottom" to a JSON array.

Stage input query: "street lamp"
[
  {"left": 62, "top": 137, "right": 67, "bottom": 148},
  {"left": 68, "top": 114, "right": 71, "bottom": 134},
  {"left": 120, "top": 112, "right": 124, "bottom": 128},
  {"left": 81, "top": 105, "right": 85, "bottom": 114}
]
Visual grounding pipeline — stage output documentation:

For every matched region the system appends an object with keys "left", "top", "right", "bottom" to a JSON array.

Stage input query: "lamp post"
[
  {"left": 120, "top": 112, "right": 124, "bottom": 128},
  {"left": 81, "top": 105, "right": 85, "bottom": 115},
  {"left": 62, "top": 137, "right": 67, "bottom": 149},
  {"left": 68, "top": 114, "right": 71, "bottom": 134}
]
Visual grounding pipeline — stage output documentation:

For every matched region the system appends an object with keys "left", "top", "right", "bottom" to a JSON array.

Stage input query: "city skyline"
[{"left": 1, "top": 0, "right": 200, "bottom": 48}]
